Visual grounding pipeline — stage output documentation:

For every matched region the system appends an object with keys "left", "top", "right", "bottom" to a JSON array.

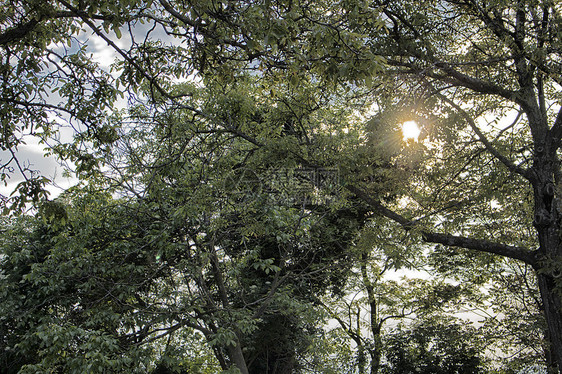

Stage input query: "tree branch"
[
  {"left": 314, "top": 296, "right": 366, "bottom": 346},
  {"left": 421, "top": 231, "right": 536, "bottom": 266},
  {"left": 346, "top": 185, "right": 537, "bottom": 267},
  {"left": 0, "top": 19, "right": 39, "bottom": 46},
  {"left": 158, "top": 0, "right": 254, "bottom": 54},
  {"left": 0, "top": 9, "right": 116, "bottom": 46},
  {"left": 432, "top": 62, "right": 520, "bottom": 102},
  {"left": 386, "top": 58, "right": 521, "bottom": 105},
  {"left": 437, "top": 93, "right": 534, "bottom": 181},
  {"left": 57, "top": 0, "right": 200, "bottom": 111}
]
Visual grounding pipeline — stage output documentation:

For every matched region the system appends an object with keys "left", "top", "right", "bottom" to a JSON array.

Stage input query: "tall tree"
[
  {"left": 1, "top": 72, "right": 370, "bottom": 373},
  {"left": 340, "top": 1, "right": 562, "bottom": 371}
]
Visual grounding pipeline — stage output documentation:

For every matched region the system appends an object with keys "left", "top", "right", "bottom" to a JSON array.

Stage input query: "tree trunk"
[
  {"left": 537, "top": 272, "right": 562, "bottom": 373},
  {"left": 370, "top": 332, "right": 382, "bottom": 374},
  {"left": 360, "top": 253, "right": 382, "bottom": 374},
  {"left": 357, "top": 345, "right": 367, "bottom": 374},
  {"left": 227, "top": 341, "right": 249, "bottom": 374},
  {"left": 533, "top": 156, "right": 562, "bottom": 373},
  {"left": 207, "top": 243, "right": 250, "bottom": 374}
]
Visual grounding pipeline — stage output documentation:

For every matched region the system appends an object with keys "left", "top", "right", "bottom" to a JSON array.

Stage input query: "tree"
[
  {"left": 383, "top": 316, "right": 483, "bottom": 374},
  {"left": 0, "top": 75, "right": 369, "bottom": 371},
  {"left": 428, "top": 242, "right": 550, "bottom": 372},
  {"left": 0, "top": 0, "right": 383, "bottom": 213},
  {"left": 341, "top": 1, "right": 562, "bottom": 371},
  {"left": 319, "top": 218, "right": 497, "bottom": 374},
  {"left": 109, "top": 74, "right": 370, "bottom": 373},
  {"left": 481, "top": 260, "right": 549, "bottom": 371},
  {"left": 0, "top": 192, "right": 178, "bottom": 373}
]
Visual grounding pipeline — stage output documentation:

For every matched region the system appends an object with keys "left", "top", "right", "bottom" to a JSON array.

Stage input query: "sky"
[
  {"left": 0, "top": 21, "right": 164, "bottom": 200},
  {"left": 0, "top": 139, "right": 72, "bottom": 198}
]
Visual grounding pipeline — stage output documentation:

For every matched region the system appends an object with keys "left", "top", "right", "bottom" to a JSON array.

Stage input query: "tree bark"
[
  {"left": 227, "top": 342, "right": 249, "bottom": 374},
  {"left": 207, "top": 241, "right": 250, "bottom": 374},
  {"left": 360, "top": 253, "right": 382, "bottom": 374},
  {"left": 531, "top": 139, "right": 562, "bottom": 373},
  {"left": 537, "top": 273, "right": 562, "bottom": 373}
]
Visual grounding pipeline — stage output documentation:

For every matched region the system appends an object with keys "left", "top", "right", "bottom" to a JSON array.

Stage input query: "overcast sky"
[{"left": 1, "top": 22, "right": 158, "bottom": 200}]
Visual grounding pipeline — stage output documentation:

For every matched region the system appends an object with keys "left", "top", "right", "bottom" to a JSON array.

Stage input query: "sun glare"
[{"left": 402, "top": 121, "right": 421, "bottom": 141}]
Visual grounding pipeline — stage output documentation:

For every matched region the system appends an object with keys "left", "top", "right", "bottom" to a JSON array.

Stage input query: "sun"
[{"left": 402, "top": 121, "right": 421, "bottom": 141}]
